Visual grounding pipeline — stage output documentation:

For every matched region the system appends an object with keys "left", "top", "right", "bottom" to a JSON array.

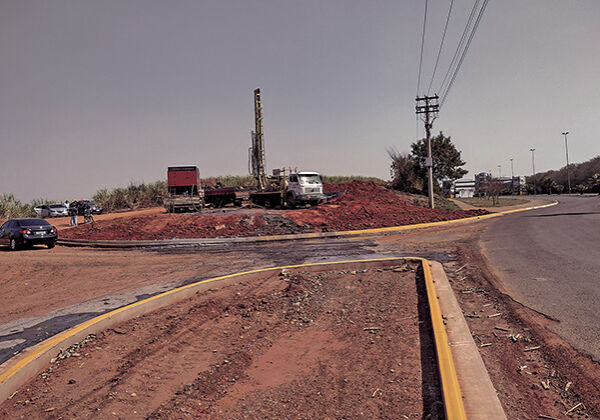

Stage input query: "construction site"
[
  {"left": 3, "top": 2, "right": 600, "bottom": 419},
  {"left": 1, "top": 88, "right": 599, "bottom": 420}
]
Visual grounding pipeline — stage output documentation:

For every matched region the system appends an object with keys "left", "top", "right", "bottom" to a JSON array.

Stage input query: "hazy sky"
[{"left": 2, "top": 0, "right": 599, "bottom": 201}]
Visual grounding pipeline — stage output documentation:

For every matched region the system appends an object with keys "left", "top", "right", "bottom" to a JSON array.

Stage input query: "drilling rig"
[
  {"left": 250, "top": 88, "right": 267, "bottom": 191},
  {"left": 248, "top": 88, "right": 326, "bottom": 208}
]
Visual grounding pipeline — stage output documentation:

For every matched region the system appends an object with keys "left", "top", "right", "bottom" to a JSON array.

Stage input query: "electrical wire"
[
  {"left": 440, "top": 0, "right": 490, "bottom": 107},
  {"left": 416, "top": 0, "right": 429, "bottom": 96},
  {"left": 438, "top": 0, "right": 481, "bottom": 97},
  {"left": 427, "top": 0, "right": 455, "bottom": 95}
]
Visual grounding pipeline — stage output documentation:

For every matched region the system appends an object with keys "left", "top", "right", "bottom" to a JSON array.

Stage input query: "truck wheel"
[
  {"left": 9, "top": 238, "right": 18, "bottom": 251},
  {"left": 47, "top": 241, "right": 56, "bottom": 249},
  {"left": 285, "top": 192, "right": 296, "bottom": 209}
]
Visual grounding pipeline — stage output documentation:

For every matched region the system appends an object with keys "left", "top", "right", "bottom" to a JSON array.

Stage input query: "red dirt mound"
[
  {"left": 60, "top": 181, "right": 487, "bottom": 241},
  {"left": 287, "top": 181, "right": 488, "bottom": 231}
]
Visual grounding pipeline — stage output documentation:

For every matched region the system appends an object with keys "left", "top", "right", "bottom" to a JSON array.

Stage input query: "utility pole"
[
  {"left": 510, "top": 158, "right": 514, "bottom": 194},
  {"left": 562, "top": 131, "right": 571, "bottom": 194},
  {"left": 530, "top": 148, "right": 536, "bottom": 194},
  {"left": 415, "top": 95, "right": 439, "bottom": 209}
]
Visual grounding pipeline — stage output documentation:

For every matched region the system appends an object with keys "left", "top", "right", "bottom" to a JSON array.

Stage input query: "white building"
[{"left": 453, "top": 179, "right": 476, "bottom": 198}]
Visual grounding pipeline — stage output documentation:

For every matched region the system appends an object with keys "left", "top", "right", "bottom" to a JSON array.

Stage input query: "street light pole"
[
  {"left": 510, "top": 158, "right": 514, "bottom": 194},
  {"left": 530, "top": 148, "right": 536, "bottom": 194},
  {"left": 562, "top": 131, "right": 571, "bottom": 194}
]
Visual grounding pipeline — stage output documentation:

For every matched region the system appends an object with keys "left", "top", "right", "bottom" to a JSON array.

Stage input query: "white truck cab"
[{"left": 285, "top": 171, "right": 326, "bottom": 207}]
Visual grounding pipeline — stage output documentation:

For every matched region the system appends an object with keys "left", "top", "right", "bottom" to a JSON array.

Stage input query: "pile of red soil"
[
  {"left": 59, "top": 213, "right": 306, "bottom": 241},
  {"left": 60, "top": 181, "right": 488, "bottom": 241},
  {"left": 287, "top": 181, "right": 488, "bottom": 231}
]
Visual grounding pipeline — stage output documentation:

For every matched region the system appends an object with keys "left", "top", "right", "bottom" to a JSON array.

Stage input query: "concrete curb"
[
  {"left": 57, "top": 201, "right": 559, "bottom": 248},
  {"left": 0, "top": 257, "right": 480, "bottom": 419},
  {"left": 430, "top": 261, "right": 507, "bottom": 420}
]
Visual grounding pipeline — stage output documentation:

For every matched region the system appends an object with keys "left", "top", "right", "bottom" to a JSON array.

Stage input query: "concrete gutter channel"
[{"left": 1, "top": 202, "right": 558, "bottom": 418}]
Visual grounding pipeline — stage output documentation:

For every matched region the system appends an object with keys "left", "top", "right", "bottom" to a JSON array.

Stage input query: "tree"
[
  {"left": 411, "top": 132, "right": 468, "bottom": 184},
  {"left": 387, "top": 149, "right": 425, "bottom": 193},
  {"left": 588, "top": 173, "right": 600, "bottom": 194},
  {"left": 485, "top": 178, "right": 504, "bottom": 206}
]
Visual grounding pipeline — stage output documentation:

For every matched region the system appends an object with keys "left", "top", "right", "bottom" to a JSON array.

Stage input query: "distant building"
[
  {"left": 453, "top": 173, "right": 526, "bottom": 197},
  {"left": 453, "top": 179, "right": 476, "bottom": 198}
]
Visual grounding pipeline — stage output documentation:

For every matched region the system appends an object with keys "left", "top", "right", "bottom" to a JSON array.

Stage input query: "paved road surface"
[{"left": 481, "top": 195, "right": 600, "bottom": 360}]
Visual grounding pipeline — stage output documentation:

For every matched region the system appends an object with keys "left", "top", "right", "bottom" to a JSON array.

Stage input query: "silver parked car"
[{"left": 34, "top": 204, "right": 69, "bottom": 218}]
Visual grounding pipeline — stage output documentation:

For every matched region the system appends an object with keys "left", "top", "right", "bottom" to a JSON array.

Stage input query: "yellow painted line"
[
  {"left": 0, "top": 256, "right": 467, "bottom": 419},
  {"left": 330, "top": 200, "right": 558, "bottom": 237}
]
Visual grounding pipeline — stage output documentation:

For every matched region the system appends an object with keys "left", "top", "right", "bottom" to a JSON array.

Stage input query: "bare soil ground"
[
  {"left": 0, "top": 246, "right": 260, "bottom": 324},
  {"left": 0, "top": 265, "right": 445, "bottom": 420},
  {"left": 59, "top": 181, "right": 487, "bottom": 240},
  {"left": 2, "top": 204, "right": 597, "bottom": 419}
]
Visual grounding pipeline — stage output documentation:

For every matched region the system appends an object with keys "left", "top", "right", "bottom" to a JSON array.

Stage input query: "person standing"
[{"left": 69, "top": 203, "right": 78, "bottom": 226}]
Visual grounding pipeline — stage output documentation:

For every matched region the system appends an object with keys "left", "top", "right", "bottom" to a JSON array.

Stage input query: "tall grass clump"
[
  {"left": 212, "top": 175, "right": 257, "bottom": 188},
  {"left": 92, "top": 181, "right": 167, "bottom": 212},
  {"left": 321, "top": 175, "right": 386, "bottom": 185},
  {"left": 0, "top": 193, "right": 36, "bottom": 220}
]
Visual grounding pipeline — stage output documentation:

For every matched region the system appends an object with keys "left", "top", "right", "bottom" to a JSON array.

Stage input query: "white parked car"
[{"left": 34, "top": 204, "right": 69, "bottom": 218}]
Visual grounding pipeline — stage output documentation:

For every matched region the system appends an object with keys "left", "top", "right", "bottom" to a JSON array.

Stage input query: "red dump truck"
[
  {"left": 164, "top": 166, "right": 240, "bottom": 212},
  {"left": 164, "top": 166, "right": 204, "bottom": 212}
]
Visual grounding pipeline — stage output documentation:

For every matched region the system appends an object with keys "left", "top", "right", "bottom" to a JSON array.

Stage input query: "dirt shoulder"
[
  {"left": 0, "top": 264, "right": 444, "bottom": 419},
  {"left": 443, "top": 243, "right": 600, "bottom": 419},
  {"left": 0, "top": 246, "right": 260, "bottom": 325},
  {"left": 375, "top": 225, "right": 599, "bottom": 419}
]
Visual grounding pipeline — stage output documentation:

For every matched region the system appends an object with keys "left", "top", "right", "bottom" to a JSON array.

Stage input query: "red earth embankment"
[{"left": 60, "top": 181, "right": 488, "bottom": 240}]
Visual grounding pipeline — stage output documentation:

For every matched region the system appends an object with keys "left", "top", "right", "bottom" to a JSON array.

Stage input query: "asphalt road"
[{"left": 481, "top": 195, "right": 600, "bottom": 361}]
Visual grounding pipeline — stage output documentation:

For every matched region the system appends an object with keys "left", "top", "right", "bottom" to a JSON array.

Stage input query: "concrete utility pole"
[
  {"left": 415, "top": 95, "right": 439, "bottom": 209},
  {"left": 510, "top": 158, "right": 514, "bottom": 194},
  {"left": 530, "top": 148, "right": 536, "bottom": 194},
  {"left": 562, "top": 131, "right": 571, "bottom": 194}
]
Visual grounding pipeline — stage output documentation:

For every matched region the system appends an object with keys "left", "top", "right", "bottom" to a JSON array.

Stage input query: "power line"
[
  {"left": 416, "top": 0, "right": 429, "bottom": 96},
  {"left": 440, "top": 0, "right": 490, "bottom": 107},
  {"left": 438, "top": 0, "right": 481, "bottom": 97},
  {"left": 427, "top": 0, "right": 455, "bottom": 95}
]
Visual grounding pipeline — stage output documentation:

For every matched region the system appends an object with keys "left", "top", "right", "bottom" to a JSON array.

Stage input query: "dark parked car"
[
  {"left": 0, "top": 218, "right": 58, "bottom": 250},
  {"left": 70, "top": 200, "right": 103, "bottom": 216}
]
